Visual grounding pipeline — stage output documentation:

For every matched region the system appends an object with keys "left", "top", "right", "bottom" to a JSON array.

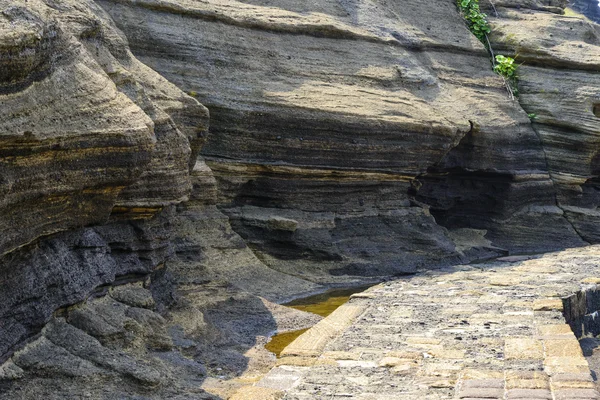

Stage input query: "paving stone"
[
  {"left": 544, "top": 356, "right": 588, "bottom": 367},
  {"left": 533, "top": 299, "right": 564, "bottom": 311},
  {"left": 551, "top": 372, "right": 594, "bottom": 382},
  {"left": 553, "top": 388, "right": 600, "bottom": 399},
  {"left": 581, "top": 278, "right": 600, "bottom": 284},
  {"left": 505, "top": 338, "right": 544, "bottom": 359},
  {"left": 461, "top": 379, "right": 504, "bottom": 389},
  {"left": 276, "top": 357, "right": 316, "bottom": 367},
  {"left": 230, "top": 386, "right": 284, "bottom": 400},
  {"left": 505, "top": 388, "right": 552, "bottom": 399},
  {"left": 461, "top": 370, "right": 504, "bottom": 380},
  {"left": 551, "top": 380, "right": 596, "bottom": 389},
  {"left": 274, "top": 248, "right": 600, "bottom": 399},
  {"left": 458, "top": 388, "right": 503, "bottom": 398},
  {"left": 544, "top": 339, "right": 584, "bottom": 357},
  {"left": 322, "top": 351, "right": 361, "bottom": 360}
]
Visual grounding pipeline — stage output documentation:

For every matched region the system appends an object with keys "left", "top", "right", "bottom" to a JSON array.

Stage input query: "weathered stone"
[
  {"left": 553, "top": 389, "right": 600, "bottom": 400},
  {"left": 230, "top": 386, "right": 284, "bottom": 400},
  {"left": 0, "top": 360, "right": 24, "bottom": 381},
  {"left": 3, "top": 1, "right": 600, "bottom": 400},
  {"left": 99, "top": 0, "right": 591, "bottom": 277},
  {"left": 462, "top": 379, "right": 505, "bottom": 389},
  {"left": 506, "top": 371, "right": 549, "bottom": 389},
  {"left": 459, "top": 387, "right": 504, "bottom": 398},
  {"left": 544, "top": 339, "right": 584, "bottom": 358},
  {"left": 533, "top": 300, "right": 564, "bottom": 312},
  {"left": 505, "top": 338, "right": 544, "bottom": 360},
  {"left": 505, "top": 389, "right": 552, "bottom": 399},
  {"left": 109, "top": 284, "right": 155, "bottom": 309}
]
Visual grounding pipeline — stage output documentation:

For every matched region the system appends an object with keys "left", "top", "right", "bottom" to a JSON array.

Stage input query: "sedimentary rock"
[
  {"left": 0, "top": 0, "right": 207, "bottom": 364},
  {"left": 3, "top": 0, "right": 600, "bottom": 398},
  {"left": 484, "top": 0, "right": 600, "bottom": 242},
  {"left": 99, "top": 0, "right": 590, "bottom": 277}
]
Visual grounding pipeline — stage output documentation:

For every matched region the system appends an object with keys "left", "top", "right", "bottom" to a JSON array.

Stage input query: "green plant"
[
  {"left": 527, "top": 113, "right": 537, "bottom": 120},
  {"left": 457, "top": 0, "right": 491, "bottom": 42},
  {"left": 493, "top": 55, "right": 518, "bottom": 98},
  {"left": 493, "top": 55, "right": 516, "bottom": 79},
  {"left": 457, "top": 0, "right": 520, "bottom": 100}
]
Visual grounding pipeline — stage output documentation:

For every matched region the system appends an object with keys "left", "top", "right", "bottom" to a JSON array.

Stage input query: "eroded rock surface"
[
  {"left": 484, "top": 0, "right": 600, "bottom": 243},
  {"left": 99, "top": 0, "right": 595, "bottom": 278},
  {"left": 0, "top": 0, "right": 207, "bottom": 367},
  {"left": 2, "top": 0, "right": 600, "bottom": 398},
  {"left": 0, "top": 280, "right": 320, "bottom": 399}
]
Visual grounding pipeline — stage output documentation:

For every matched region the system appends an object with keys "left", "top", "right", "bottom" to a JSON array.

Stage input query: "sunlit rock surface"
[
  {"left": 99, "top": 0, "right": 590, "bottom": 278},
  {"left": 2, "top": 0, "right": 600, "bottom": 398},
  {"left": 485, "top": 0, "right": 600, "bottom": 242}
]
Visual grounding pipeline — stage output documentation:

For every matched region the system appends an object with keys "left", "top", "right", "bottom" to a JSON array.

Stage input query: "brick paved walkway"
[{"left": 238, "top": 246, "right": 600, "bottom": 399}]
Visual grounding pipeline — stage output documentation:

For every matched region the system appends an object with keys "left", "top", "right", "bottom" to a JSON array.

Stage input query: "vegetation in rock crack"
[
  {"left": 493, "top": 55, "right": 516, "bottom": 80},
  {"left": 457, "top": 0, "right": 491, "bottom": 42},
  {"left": 528, "top": 113, "right": 537, "bottom": 120},
  {"left": 457, "top": 0, "right": 519, "bottom": 99},
  {"left": 493, "top": 54, "right": 518, "bottom": 97}
]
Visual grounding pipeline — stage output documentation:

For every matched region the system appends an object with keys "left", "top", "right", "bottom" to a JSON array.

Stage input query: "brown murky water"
[{"left": 265, "top": 285, "right": 374, "bottom": 357}]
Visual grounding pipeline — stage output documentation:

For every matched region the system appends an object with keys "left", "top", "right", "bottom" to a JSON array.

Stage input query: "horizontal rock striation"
[
  {"left": 100, "top": 0, "right": 587, "bottom": 275},
  {"left": 0, "top": 0, "right": 207, "bottom": 363},
  {"left": 3, "top": 0, "right": 600, "bottom": 397},
  {"left": 485, "top": 0, "right": 600, "bottom": 243}
]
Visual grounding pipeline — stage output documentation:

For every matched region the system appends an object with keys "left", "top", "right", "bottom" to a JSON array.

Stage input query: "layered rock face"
[
  {"left": 0, "top": 0, "right": 208, "bottom": 365},
  {"left": 484, "top": 0, "right": 600, "bottom": 242},
  {"left": 0, "top": 3, "right": 321, "bottom": 397},
  {"left": 2, "top": 0, "right": 600, "bottom": 398},
  {"left": 99, "top": 0, "right": 590, "bottom": 276}
]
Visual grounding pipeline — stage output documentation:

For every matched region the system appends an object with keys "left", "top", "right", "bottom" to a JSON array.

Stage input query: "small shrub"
[
  {"left": 458, "top": 0, "right": 491, "bottom": 43},
  {"left": 493, "top": 55, "right": 516, "bottom": 79},
  {"left": 527, "top": 113, "right": 537, "bottom": 120},
  {"left": 493, "top": 55, "right": 518, "bottom": 98}
]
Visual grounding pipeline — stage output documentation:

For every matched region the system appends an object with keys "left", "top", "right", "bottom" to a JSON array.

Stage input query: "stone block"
[
  {"left": 553, "top": 388, "right": 600, "bottom": 399},
  {"left": 506, "top": 388, "right": 552, "bottom": 399},
  {"left": 533, "top": 299, "right": 563, "bottom": 311},
  {"left": 458, "top": 387, "right": 503, "bottom": 398},
  {"left": 544, "top": 339, "right": 583, "bottom": 357},
  {"left": 505, "top": 338, "right": 544, "bottom": 359}
]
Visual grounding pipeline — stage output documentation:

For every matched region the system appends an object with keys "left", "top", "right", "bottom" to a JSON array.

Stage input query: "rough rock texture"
[
  {"left": 99, "top": 0, "right": 592, "bottom": 279},
  {"left": 3, "top": 0, "right": 600, "bottom": 398},
  {"left": 484, "top": 0, "right": 600, "bottom": 243},
  {"left": 169, "top": 161, "right": 326, "bottom": 302},
  {"left": 0, "top": 0, "right": 208, "bottom": 256},
  {"left": 0, "top": 279, "right": 320, "bottom": 399},
  {"left": 0, "top": 209, "right": 174, "bottom": 364},
  {"left": 0, "top": 0, "right": 207, "bottom": 365}
]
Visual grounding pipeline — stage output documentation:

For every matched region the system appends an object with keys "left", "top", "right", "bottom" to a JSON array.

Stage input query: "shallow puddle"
[
  {"left": 265, "top": 284, "right": 374, "bottom": 357},
  {"left": 264, "top": 328, "right": 309, "bottom": 357}
]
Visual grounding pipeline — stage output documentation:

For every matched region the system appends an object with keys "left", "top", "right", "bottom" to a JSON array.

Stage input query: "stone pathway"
[{"left": 236, "top": 246, "right": 600, "bottom": 399}]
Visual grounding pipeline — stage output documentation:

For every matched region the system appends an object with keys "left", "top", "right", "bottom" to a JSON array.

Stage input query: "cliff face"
[
  {"left": 485, "top": 0, "right": 600, "bottom": 243},
  {"left": 99, "top": 0, "right": 592, "bottom": 276},
  {"left": 0, "top": 0, "right": 208, "bottom": 363},
  {"left": 2, "top": 0, "right": 600, "bottom": 397}
]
